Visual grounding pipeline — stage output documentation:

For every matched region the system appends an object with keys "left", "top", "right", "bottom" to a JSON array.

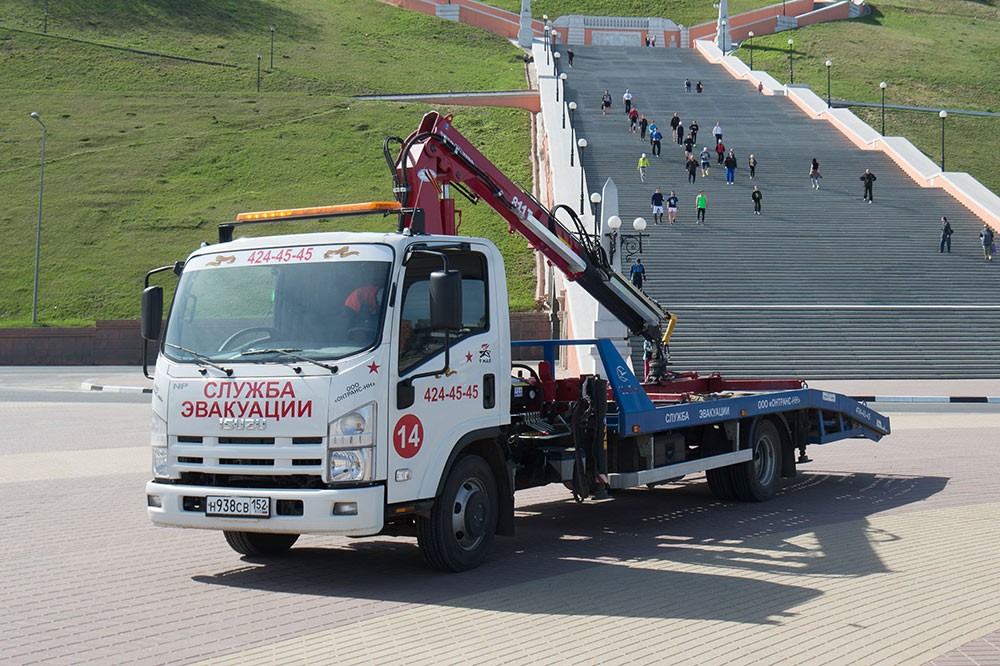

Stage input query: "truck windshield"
[{"left": 163, "top": 247, "right": 392, "bottom": 363}]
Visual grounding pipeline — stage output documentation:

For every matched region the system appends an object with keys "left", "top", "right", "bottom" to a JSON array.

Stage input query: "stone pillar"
[
  {"left": 517, "top": 0, "right": 534, "bottom": 48},
  {"left": 715, "top": 0, "right": 731, "bottom": 52}
]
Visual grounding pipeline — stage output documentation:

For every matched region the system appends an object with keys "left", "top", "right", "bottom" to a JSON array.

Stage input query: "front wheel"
[
  {"left": 224, "top": 531, "right": 299, "bottom": 556},
  {"left": 417, "top": 455, "right": 498, "bottom": 572}
]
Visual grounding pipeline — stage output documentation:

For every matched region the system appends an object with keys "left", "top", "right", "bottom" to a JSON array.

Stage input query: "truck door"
[{"left": 387, "top": 246, "right": 501, "bottom": 504}]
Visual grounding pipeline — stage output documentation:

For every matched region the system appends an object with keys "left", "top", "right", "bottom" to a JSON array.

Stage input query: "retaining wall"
[{"left": 0, "top": 313, "right": 553, "bottom": 365}]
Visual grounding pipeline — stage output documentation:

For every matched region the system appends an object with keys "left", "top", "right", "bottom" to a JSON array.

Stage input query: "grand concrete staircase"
[{"left": 561, "top": 46, "right": 1000, "bottom": 379}]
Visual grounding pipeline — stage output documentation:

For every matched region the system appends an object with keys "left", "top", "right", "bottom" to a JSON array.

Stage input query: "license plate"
[{"left": 206, "top": 495, "right": 270, "bottom": 518}]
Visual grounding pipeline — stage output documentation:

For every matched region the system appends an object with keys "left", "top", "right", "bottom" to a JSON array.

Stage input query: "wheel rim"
[
  {"left": 451, "top": 477, "right": 488, "bottom": 551},
  {"left": 753, "top": 433, "right": 778, "bottom": 487}
]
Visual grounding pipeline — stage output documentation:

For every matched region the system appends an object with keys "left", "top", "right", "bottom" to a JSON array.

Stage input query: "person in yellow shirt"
[{"left": 637, "top": 153, "right": 650, "bottom": 182}]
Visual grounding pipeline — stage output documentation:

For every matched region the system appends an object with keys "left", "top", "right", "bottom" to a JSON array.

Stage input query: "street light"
[
  {"left": 939, "top": 110, "right": 948, "bottom": 171},
  {"left": 551, "top": 28, "right": 557, "bottom": 54},
  {"left": 787, "top": 39, "right": 794, "bottom": 84},
  {"left": 568, "top": 101, "right": 576, "bottom": 128},
  {"left": 558, "top": 72, "right": 566, "bottom": 102},
  {"left": 257, "top": 52, "right": 262, "bottom": 93},
  {"left": 720, "top": 20, "right": 727, "bottom": 54},
  {"left": 577, "top": 137, "right": 587, "bottom": 211},
  {"left": 43, "top": 0, "right": 48, "bottom": 33},
  {"left": 570, "top": 126, "right": 576, "bottom": 166},
  {"left": 590, "top": 192, "right": 602, "bottom": 230},
  {"left": 626, "top": 219, "right": 650, "bottom": 264},
  {"left": 553, "top": 50, "right": 560, "bottom": 78},
  {"left": 29, "top": 112, "right": 46, "bottom": 326},
  {"left": 825, "top": 59, "right": 832, "bottom": 108},
  {"left": 269, "top": 25, "right": 275, "bottom": 70},
  {"left": 607, "top": 215, "right": 623, "bottom": 264},
  {"left": 748, "top": 31, "right": 754, "bottom": 69},
  {"left": 543, "top": 17, "right": 550, "bottom": 65},
  {"left": 880, "top": 81, "right": 887, "bottom": 135},
  {"left": 606, "top": 216, "right": 650, "bottom": 265}
]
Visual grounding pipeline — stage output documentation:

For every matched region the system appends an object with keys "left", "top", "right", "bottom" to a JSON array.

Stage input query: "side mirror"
[
  {"left": 429, "top": 269, "right": 462, "bottom": 330},
  {"left": 141, "top": 286, "right": 163, "bottom": 340}
]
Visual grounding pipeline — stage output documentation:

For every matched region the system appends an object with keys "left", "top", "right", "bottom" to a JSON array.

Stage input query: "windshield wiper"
[
  {"left": 164, "top": 342, "right": 233, "bottom": 376},
  {"left": 240, "top": 348, "right": 339, "bottom": 374}
]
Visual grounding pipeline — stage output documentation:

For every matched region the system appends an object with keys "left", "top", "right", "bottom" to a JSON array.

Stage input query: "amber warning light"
[{"left": 236, "top": 201, "right": 401, "bottom": 223}]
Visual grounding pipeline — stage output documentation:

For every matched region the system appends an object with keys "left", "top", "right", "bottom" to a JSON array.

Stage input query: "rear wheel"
[
  {"left": 417, "top": 455, "right": 497, "bottom": 572},
  {"left": 223, "top": 531, "right": 299, "bottom": 556},
  {"left": 732, "top": 419, "right": 783, "bottom": 502},
  {"left": 706, "top": 465, "right": 738, "bottom": 500}
]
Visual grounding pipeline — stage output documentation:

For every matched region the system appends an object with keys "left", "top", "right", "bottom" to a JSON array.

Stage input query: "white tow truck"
[{"left": 142, "top": 112, "right": 889, "bottom": 571}]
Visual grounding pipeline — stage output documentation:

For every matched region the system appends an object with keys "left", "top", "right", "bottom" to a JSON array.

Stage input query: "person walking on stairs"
[
  {"left": 751, "top": 186, "right": 763, "bottom": 215},
  {"left": 696, "top": 190, "right": 707, "bottom": 224},
  {"left": 637, "top": 153, "right": 650, "bottom": 182},
  {"left": 651, "top": 187, "right": 665, "bottom": 224},
  {"left": 980, "top": 223, "right": 994, "bottom": 261},
  {"left": 686, "top": 155, "right": 699, "bottom": 183},
  {"left": 940, "top": 216, "right": 953, "bottom": 253},
  {"left": 725, "top": 149, "right": 738, "bottom": 184},
  {"left": 699, "top": 147, "right": 711, "bottom": 177},
  {"left": 860, "top": 168, "right": 877, "bottom": 203},
  {"left": 650, "top": 127, "right": 663, "bottom": 157},
  {"left": 667, "top": 191, "right": 679, "bottom": 224},
  {"left": 629, "top": 258, "right": 646, "bottom": 290}
]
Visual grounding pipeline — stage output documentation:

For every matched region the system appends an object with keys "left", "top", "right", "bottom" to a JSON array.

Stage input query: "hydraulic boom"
[{"left": 386, "top": 111, "right": 671, "bottom": 372}]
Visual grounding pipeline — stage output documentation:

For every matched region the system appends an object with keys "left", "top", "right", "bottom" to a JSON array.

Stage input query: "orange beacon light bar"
[
  {"left": 221, "top": 202, "right": 402, "bottom": 242},
  {"left": 235, "top": 201, "right": 402, "bottom": 222}
]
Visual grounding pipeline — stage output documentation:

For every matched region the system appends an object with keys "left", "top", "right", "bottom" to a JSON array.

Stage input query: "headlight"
[
  {"left": 329, "top": 448, "right": 374, "bottom": 482},
  {"left": 153, "top": 447, "right": 170, "bottom": 479},
  {"left": 328, "top": 402, "right": 376, "bottom": 483},
  {"left": 150, "top": 413, "right": 169, "bottom": 478}
]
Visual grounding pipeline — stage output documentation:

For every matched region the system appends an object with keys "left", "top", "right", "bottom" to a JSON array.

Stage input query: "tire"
[
  {"left": 417, "top": 455, "right": 498, "bottom": 572},
  {"left": 224, "top": 531, "right": 299, "bottom": 556},
  {"left": 731, "top": 419, "right": 783, "bottom": 502},
  {"left": 706, "top": 465, "right": 738, "bottom": 501}
]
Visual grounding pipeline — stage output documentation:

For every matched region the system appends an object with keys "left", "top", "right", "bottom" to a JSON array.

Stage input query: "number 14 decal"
[{"left": 393, "top": 414, "right": 423, "bottom": 459}]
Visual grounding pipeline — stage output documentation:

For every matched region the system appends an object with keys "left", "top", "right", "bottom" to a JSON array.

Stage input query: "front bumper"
[{"left": 145, "top": 481, "right": 385, "bottom": 536}]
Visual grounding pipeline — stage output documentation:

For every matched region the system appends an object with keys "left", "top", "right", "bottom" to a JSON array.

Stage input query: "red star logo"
[
  {"left": 466, "top": 351, "right": 473, "bottom": 363},
  {"left": 367, "top": 361, "right": 380, "bottom": 374}
]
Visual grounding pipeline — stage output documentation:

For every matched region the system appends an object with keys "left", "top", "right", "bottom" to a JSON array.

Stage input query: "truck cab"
[{"left": 146, "top": 231, "right": 513, "bottom": 569}]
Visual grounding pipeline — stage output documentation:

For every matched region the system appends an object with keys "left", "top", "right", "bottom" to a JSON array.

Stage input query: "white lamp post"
[
  {"left": 939, "top": 109, "right": 948, "bottom": 170},
  {"left": 880, "top": 81, "right": 887, "bottom": 135},
  {"left": 29, "top": 112, "right": 47, "bottom": 325},
  {"left": 825, "top": 59, "right": 832, "bottom": 107},
  {"left": 787, "top": 39, "right": 794, "bottom": 84}
]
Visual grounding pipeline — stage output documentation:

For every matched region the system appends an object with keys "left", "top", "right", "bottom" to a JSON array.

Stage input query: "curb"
[
  {"left": 82, "top": 382, "right": 153, "bottom": 395},
  {"left": 851, "top": 395, "right": 1000, "bottom": 404}
]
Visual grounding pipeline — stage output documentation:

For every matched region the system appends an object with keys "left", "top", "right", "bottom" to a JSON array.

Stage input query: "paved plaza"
[{"left": 0, "top": 369, "right": 998, "bottom": 665}]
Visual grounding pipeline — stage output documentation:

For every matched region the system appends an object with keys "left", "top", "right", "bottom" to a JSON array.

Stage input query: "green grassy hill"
[
  {"left": 745, "top": 0, "right": 999, "bottom": 194},
  {"left": 0, "top": 0, "right": 533, "bottom": 326},
  {"left": 3, "top": 0, "right": 996, "bottom": 326}
]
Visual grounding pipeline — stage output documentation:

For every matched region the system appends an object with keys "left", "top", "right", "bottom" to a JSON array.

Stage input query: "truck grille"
[{"left": 169, "top": 434, "right": 327, "bottom": 487}]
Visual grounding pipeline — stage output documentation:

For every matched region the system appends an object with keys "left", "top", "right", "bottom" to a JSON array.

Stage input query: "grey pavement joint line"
[{"left": 80, "top": 382, "right": 152, "bottom": 394}]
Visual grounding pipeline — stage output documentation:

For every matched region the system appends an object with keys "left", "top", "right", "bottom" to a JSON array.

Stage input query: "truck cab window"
[{"left": 398, "top": 250, "right": 488, "bottom": 374}]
